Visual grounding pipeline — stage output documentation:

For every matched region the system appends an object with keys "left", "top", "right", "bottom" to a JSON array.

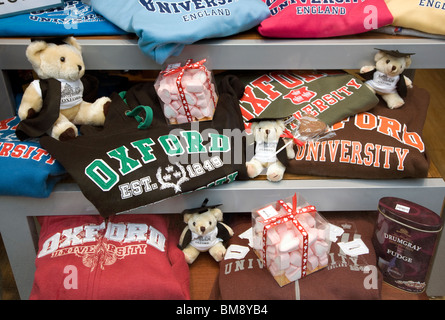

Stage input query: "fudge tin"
[{"left": 372, "top": 197, "right": 443, "bottom": 293}]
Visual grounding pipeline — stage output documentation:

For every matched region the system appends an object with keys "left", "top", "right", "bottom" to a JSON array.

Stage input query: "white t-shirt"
[
  {"left": 190, "top": 227, "right": 222, "bottom": 251},
  {"left": 365, "top": 71, "right": 400, "bottom": 94},
  {"left": 31, "top": 79, "right": 84, "bottom": 110},
  {"left": 253, "top": 141, "right": 279, "bottom": 163}
]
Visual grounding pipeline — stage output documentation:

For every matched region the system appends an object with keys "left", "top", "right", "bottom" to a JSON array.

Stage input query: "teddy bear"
[
  {"left": 246, "top": 118, "right": 295, "bottom": 182},
  {"left": 360, "top": 48, "right": 415, "bottom": 109},
  {"left": 179, "top": 199, "right": 233, "bottom": 264},
  {"left": 16, "top": 36, "right": 111, "bottom": 141}
]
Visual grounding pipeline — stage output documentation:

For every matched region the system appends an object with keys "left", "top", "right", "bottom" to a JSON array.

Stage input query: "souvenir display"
[{"left": 0, "top": 5, "right": 443, "bottom": 300}]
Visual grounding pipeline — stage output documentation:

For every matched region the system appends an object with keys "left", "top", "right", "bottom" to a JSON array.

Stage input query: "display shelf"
[{"left": 0, "top": 33, "right": 444, "bottom": 300}]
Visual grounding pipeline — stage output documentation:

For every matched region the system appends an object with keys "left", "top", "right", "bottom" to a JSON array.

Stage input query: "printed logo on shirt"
[
  {"left": 38, "top": 221, "right": 166, "bottom": 271},
  {"left": 266, "top": 0, "right": 362, "bottom": 16},
  {"left": 0, "top": 117, "right": 57, "bottom": 165},
  {"left": 138, "top": 0, "right": 237, "bottom": 22},
  {"left": 60, "top": 80, "right": 83, "bottom": 109},
  {"left": 29, "top": 1, "right": 108, "bottom": 26},
  {"left": 84, "top": 128, "right": 239, "bottom": 200},
  {"left": 239, "top": 70, "right": 362, "bottom": 122},
  {"left": 292, "top": 111, "right": 425, "bottom": 172}
]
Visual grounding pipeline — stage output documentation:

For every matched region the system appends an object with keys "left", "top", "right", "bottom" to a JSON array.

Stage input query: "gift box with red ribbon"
[
  {"left": 155, "top": 59, "right": 218, "bottom": 125},
  {"left": 252, "top": 193, "right": 331, "bottom": 287}
]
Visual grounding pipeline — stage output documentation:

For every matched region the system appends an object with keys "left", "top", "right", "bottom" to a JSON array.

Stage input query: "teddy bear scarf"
[{"left": 16, "top": 75, "right": 99, "bottom": 141}]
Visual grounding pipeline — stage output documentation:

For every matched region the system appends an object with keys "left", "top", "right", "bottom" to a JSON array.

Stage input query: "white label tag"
[
  {"left": 337, "top": 238, "right": 369, "bottom": 257},
  {"left": 328, "top": 223, "right": 345, "bottom": 242},
  {"left": 257, "top": 205, "right": 280, "bottom": 220},
  {"left": 224, "top": 245, "right": 250, "bottom": 260},
  {"left": 238, "top": 227, "right": 253, "bottom": 248},
  {"left": 395, "top": 204, "right": 410, "bottom": 213}
]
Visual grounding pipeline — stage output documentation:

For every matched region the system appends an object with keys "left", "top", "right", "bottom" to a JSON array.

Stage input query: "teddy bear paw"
[
  {"left": 209, "top": 246, "right": 226, "bottom": 262},
  {"left": 267, "top": 171, "right": 284, "bottom": 182},
  {"left": 59, "top": 128, "right": 77, "bottom": 141}
]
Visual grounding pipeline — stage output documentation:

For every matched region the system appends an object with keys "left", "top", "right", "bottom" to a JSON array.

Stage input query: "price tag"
[{"left": 0, "top": 0, "right": 63, "bottom": 18}]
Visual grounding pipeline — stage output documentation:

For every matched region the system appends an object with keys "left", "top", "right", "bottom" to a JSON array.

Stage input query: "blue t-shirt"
[
  {"left": 0, "top": 1, "right": 127, "bottom": 37},
  {"left": 89, "top": 0, "right": 270, "bottom": 64},
  {"left": 0, "top": 116, "right": 66, "bottom": 198}
]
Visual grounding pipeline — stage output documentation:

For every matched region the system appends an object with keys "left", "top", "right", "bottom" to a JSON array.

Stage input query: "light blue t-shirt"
[{"left": 89, "top": 0, "right": 270, "bottom": 64}]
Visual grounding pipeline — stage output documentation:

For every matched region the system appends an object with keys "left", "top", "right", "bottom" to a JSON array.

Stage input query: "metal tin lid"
[{"left": 378, "top": 197, "right": 443, "bottom": 232}]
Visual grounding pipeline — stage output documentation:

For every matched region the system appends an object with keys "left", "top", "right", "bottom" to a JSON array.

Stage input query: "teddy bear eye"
[
  {"left": 386, "top": 59, "right": 390, "bottom": 64},
  {"left": 209, "top": 221, "right": 212, "bottom": 225},
  {"left": 60, "top": 57, "right": 65, "bottom": 62},
  {"left": 193, "top": 222, "right": 196, "bottom": 226}
]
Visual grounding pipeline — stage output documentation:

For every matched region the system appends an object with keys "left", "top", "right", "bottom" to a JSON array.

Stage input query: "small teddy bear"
[
  {"left": 16, "top": 36, "right": 111, "bottom": 141},
  {"left": 360, "top": 48, "right": 415, "bottom": 109},
  {"left": 246, "top": 118, "right": 294, "bottom": 182},
  {"left": 179, "top": 199, "right": 233, "bottom": 264}
]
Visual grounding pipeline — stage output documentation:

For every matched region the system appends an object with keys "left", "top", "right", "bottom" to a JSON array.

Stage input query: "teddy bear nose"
[
  {"left": 200, "top": 226, "right": 206, "bottom": 233},
  {"left": 265, "top": 129, "right": 270, "bottom": 135},
  {"left": 391, "top": 66, "right": 397, "bottom": 71}
]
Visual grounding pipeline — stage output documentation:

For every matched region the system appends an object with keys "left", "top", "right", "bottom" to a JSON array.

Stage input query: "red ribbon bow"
[
  {"left": 161, "top": 59, "right": 216, "bottom": 123},
  {"left": 280, "top": 129, "right": 304, "bottom": 147},
  {"left": 261, "top": 193, "right": 316, "bottom": 279}
]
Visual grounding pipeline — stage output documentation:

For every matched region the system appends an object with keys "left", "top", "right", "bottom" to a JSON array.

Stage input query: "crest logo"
[
  {"left": 156, "top": 162, "right": 189, "bottom": 193},
  {"left": 283, "top": 86, "right": 316, "bottom": 105}
]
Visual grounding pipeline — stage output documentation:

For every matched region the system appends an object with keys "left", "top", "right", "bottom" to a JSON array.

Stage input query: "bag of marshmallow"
[
  {"left": 252, "top": 193, "right": 331, "bottom": 287},
  {"left": 155, "top": 59, "right": 218, "bottom": 125}
]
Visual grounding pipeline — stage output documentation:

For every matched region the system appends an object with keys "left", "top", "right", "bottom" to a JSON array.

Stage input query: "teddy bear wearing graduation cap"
[
  {"left": 360, "top": 48, "right": 415, "bottom": 109},
  {"left": 179, "top": 198, "right": 234, "bottom": 264}
]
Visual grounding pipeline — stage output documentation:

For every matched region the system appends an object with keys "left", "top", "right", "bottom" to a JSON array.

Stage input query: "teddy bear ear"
[
  {"left": 374, "top": 51, "right": 386, "bottom": 62},
  {"left": 211, "top": 208, "right": 223, "bottom": 221},
  {"left": 405, "top": 56, "right": 412, "bottom": 68},
  {"left": 183, "top": 213, "right": 193, "bottom": 223},
  {"left": 25, "top": 41, "right": 48, "bottom": 66},
  {"left": 63, "top": 36, "right": 82, "bottom": 52}
]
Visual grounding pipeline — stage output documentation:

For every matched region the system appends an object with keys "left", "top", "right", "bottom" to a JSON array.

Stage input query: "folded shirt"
[{"left": 88, "top": 0, "right": 270, "bottom": 64}]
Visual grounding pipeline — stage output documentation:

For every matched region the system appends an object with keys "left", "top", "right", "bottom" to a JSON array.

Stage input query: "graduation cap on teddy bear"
[
  {"left": 181, "top": 198, "right": 222, "bottom": 215},
  {"left": 374, "top": 48, "right": 416, "bottom": 58}
]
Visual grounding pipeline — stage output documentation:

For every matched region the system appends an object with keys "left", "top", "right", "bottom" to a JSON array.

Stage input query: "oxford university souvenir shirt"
[
  {"left": 0, "top": 1, "right": 127, "bottom": 37},
  {"left": 88, "top": 0, "right": 271, "bottom": 64},
  {"left": 40, "top": 75, "right": 249, "bottom": 217},
  {"left": 0, "top": 116, "right": 66, "bottom": 198},
  {"left": 30, "top": 214, "right": 190, "bottom": 300}
]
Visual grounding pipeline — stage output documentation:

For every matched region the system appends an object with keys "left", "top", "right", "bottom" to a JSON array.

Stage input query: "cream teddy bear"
[
  {"left": 246, "top": 119, "right": 294, "bottom": 182},
  {"left": 360, "top": 48, "right": 414, "bottom": 109},
  {"left": 179, "top": 199, "right": 233, "bottom": 264},
  {"left": 16, "top": 36, "right": 111, "bottom": 141}
]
